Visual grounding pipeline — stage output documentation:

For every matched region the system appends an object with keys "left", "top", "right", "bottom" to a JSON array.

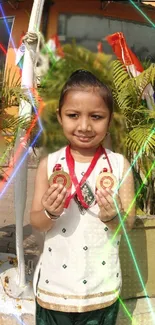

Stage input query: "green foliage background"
[
  {"left": 38, "top": 43, "right": 118, "bottom": 152},
  {"left": 37, "top": 43, "right": 155, "bottom": 214}
]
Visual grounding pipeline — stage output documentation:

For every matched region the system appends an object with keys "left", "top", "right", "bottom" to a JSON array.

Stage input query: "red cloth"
[
  {"left": 97, "top": 42, "right": 103, "bottom": 53},
  {"left": 51, "top": 34, "right": 64, "bottom": 57},
  {"left": 106, "top": 32, "right": 143, "bottom": 72}
]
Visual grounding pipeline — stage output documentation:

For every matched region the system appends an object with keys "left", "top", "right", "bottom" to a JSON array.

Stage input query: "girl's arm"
[
  {"left": 116, "top": 157, "right": 135, "bottom": 232},
  {"left": 30, "top": 156, "right": 67, "bottom": 232},
  {"left": 96, "top": 157, "right": 136, "bottom": 234}
]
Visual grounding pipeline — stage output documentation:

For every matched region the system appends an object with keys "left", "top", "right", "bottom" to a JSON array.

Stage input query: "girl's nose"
[{"left": 77, "top": 118, "right": 92, "bottom": 132}]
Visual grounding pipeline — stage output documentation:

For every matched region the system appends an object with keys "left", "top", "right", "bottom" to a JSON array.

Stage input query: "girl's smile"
[
  {"left": 57, "top": 89, "right": 112, "bottom": 157},
  {"left": 75, "top": 137, "right": 93, "bottom": 142},
  {"left": 74, "top": 134, "right": 95, "bottom": 142}
]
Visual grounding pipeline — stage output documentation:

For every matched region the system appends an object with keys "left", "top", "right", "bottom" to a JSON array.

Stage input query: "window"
[{"left": 58, "top": 14, "right": 155, "bottom": 61}]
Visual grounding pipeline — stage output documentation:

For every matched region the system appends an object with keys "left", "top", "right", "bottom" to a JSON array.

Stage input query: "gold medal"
[
  {"left": 49, "top": 170, "right": 71, "bottom": 189},
  {"left": 96, "top": 172, "right": 117, "bottom": 191}
]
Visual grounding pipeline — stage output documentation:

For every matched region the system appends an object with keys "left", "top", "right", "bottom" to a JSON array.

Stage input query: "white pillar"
[{"left": 14, "top": 0, "right": 45, "bottom": 288}]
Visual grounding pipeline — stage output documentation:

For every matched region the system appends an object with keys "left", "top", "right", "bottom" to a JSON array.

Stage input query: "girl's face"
[{"left": 57, "top": 90, "right": 112, "bottom": 154}]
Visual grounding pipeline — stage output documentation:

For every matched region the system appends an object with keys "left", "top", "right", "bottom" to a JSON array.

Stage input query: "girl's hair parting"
[{"left": 58, "top": 69, "right": 113, "bottom": 115}]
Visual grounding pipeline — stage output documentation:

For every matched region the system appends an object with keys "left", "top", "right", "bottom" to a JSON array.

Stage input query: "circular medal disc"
[
  {"left": 96, "top": 172, "right": 117, "bottom": 191},
  {"left": 49, "top": 170, "right": 71, "bottom": 189}
]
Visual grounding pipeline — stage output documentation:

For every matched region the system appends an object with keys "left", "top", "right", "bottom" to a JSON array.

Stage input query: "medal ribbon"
[
  {"left": 65, "top": 145, "right": 112, "bottom": 208},
  {"left": 103, "top": 149, "right": 113, "bottom": 173}
]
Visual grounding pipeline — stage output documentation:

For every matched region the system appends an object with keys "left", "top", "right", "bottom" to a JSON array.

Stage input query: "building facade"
[{"left": 0, "top": 0, "right": 155, "bottom": 80}]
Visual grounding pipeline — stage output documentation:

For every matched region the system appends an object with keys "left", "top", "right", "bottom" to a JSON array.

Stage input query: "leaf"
[{"left": 126, "top": 126, "right": 155, "bottom": 155}]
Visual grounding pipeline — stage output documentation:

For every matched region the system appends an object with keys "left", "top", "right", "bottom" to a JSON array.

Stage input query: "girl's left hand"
[{"left": 96, "top": 188, "right": 123, "bottom": 222}]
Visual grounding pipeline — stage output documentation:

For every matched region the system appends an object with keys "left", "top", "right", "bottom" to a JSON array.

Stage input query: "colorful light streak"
[
  {"left": 112, "top": 165, "right": 155, "bottom": 323},
  {"left": 0, "top": 89, "right": 43, "bottom": 168},
  {"left": 0, "top": 142, "right": 14, "bottom": 181},
  {"left": 0, "top": 142, "right": 12, "bottom": 165},
  {"left": 99, "top": 156, "right": 155, "bottom": 322},
  {"left": 0, "top": 3, "right": 57, "bottom": 171},
  {"left": 104, "top": 158, "right": 155, "bottom": 322},
  {"left": 117, "top": 295, "right": 137, "bottom": 325},
  {"left": 0, "top": 1, "right": 46, "bottom": 171},
  {"left": 0, "top": 95, "right": 44, "bottom": 196},
  {"left": 111, "top": 104, "right": 155, "bottom": 317},
  {"left": 0, "top": 42, "right": 7, "bottom": 54},
  {"left": 0, "top": 2, "right": 45, "bottom": 195},
  {"left": 0, "top": 2, "right": 58, "bottom": 177},
  {"left": 113, "top": 1, "right": 155, "bottom": 320},
  {"left": 130, "top": 0, "right": 155, "bottom": 28},
  {"left": 114, "top": 131, "right": 155, "bottom": 195},
  {"left": 0, "top": 128, "right": 42, "bottom": 199},
  {"left": 0, "top": 0, "right": 154, "bottom": 322},
  {"left": 0, "top": 4, "right": 16, "bottom": 49},
  {"left": 113, "top": 155, "right": 155, "bottom": 239}
]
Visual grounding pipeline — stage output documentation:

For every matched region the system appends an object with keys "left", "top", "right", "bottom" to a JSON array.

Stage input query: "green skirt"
[{"left": 36, "top": 299, "right": 119, "bottom": 325}]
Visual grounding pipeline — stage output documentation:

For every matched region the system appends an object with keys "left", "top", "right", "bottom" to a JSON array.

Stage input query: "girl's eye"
[
  {"left": 67, "top": 114, "right": 78, "bottom": 118},
  {"left": 91, "top": 115, "right": 103, "bottom": 120}
]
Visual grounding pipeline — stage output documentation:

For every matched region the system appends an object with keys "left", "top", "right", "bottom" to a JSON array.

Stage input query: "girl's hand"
[
  {"left": 96, "top": 188, "right": 123, "bottom": 222},
  {"left": 42, "top": 183, "right": 68, "bottom": 216}
]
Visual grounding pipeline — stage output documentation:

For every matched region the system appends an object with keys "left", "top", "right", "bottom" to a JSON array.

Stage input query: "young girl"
[{"left": 30, "top": 69, "right": 135, "bottom": 325}]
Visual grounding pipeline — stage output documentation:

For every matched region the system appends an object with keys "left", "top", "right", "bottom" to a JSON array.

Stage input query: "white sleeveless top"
[{"left": 35, "top": 146, "right": 124, "bottom": 312}]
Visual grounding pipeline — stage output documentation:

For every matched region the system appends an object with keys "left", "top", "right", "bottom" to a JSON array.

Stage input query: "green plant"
[
  {"left": 37, "top": 43, "right": 155, "bottom": 214},
  {"left": 0, "top": 66, "right": 31, "bottom": 177},
  {"left": 113, "top": 60, "right": 155, "bottom": 214}
]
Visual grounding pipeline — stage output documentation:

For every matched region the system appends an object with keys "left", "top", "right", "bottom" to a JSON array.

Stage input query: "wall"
[
  {"left": 0, "top": 1, "right": 33, "bottom": 81},
  {"left": 48, "top": 0, "right": 155, "bottom": 40},
  {"left": 1, "top": 0, "right": 155, "bottom": 74},
  {"left": 51, "top": 1, "right": 155, "bottom": 59},
  {"left": 143, "top": 1, "right": 155, "bottom": 6},
  {"left": 57, "top": 13, "right": 155, "bottom": 59},
  {"left": 1, "top": 0, "right": 155, "bottom": 115}
]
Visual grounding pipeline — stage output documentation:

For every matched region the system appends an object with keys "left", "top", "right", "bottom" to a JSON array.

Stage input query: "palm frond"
[
  {"left": 113, "top": 62, "right": 155, "bottom": 111},
  {"left": 126, "top": 125, "right": 155, "bottom": 155},
  {"left": 113, "top": 60, "right": 129, "bottom": 91},
  {"left": 0, "top": 66, "right": 32, "bottom": 109}
]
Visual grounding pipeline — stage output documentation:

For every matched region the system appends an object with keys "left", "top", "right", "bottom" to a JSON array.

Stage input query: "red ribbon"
[
  {"left": 65, "top": 145, "right": 112, "bottom": 208},
  {"left": 53, "top": 164, "right": 62, "bottom": 171},
  {"left": 104, "top": 150, "right": 112, "bottom": 173}
]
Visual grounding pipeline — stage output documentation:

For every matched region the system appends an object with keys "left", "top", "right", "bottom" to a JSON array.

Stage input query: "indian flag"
[
  {"left": 106, "top": 32, "right": 154, "bottom": 110},
  {"left": 15, "top": 32, "right": 26, "bottom": 72},
  {"left": 46, "top": 34, "right": 64, "bottom": 61}
]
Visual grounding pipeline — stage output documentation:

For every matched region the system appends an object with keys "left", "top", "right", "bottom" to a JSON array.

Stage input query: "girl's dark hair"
[{"left": 58, "top": 69, "right": 113, "bottom": 115}]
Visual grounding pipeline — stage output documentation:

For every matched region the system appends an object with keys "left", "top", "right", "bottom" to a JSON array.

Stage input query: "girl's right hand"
[{"left": 41, "top": 183, "right": 68, "bottom": 216}]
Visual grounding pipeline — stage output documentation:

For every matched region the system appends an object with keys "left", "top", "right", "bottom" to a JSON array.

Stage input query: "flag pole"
[{"left": 13, "top": 0, "right": 45, "bottom": 292}]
